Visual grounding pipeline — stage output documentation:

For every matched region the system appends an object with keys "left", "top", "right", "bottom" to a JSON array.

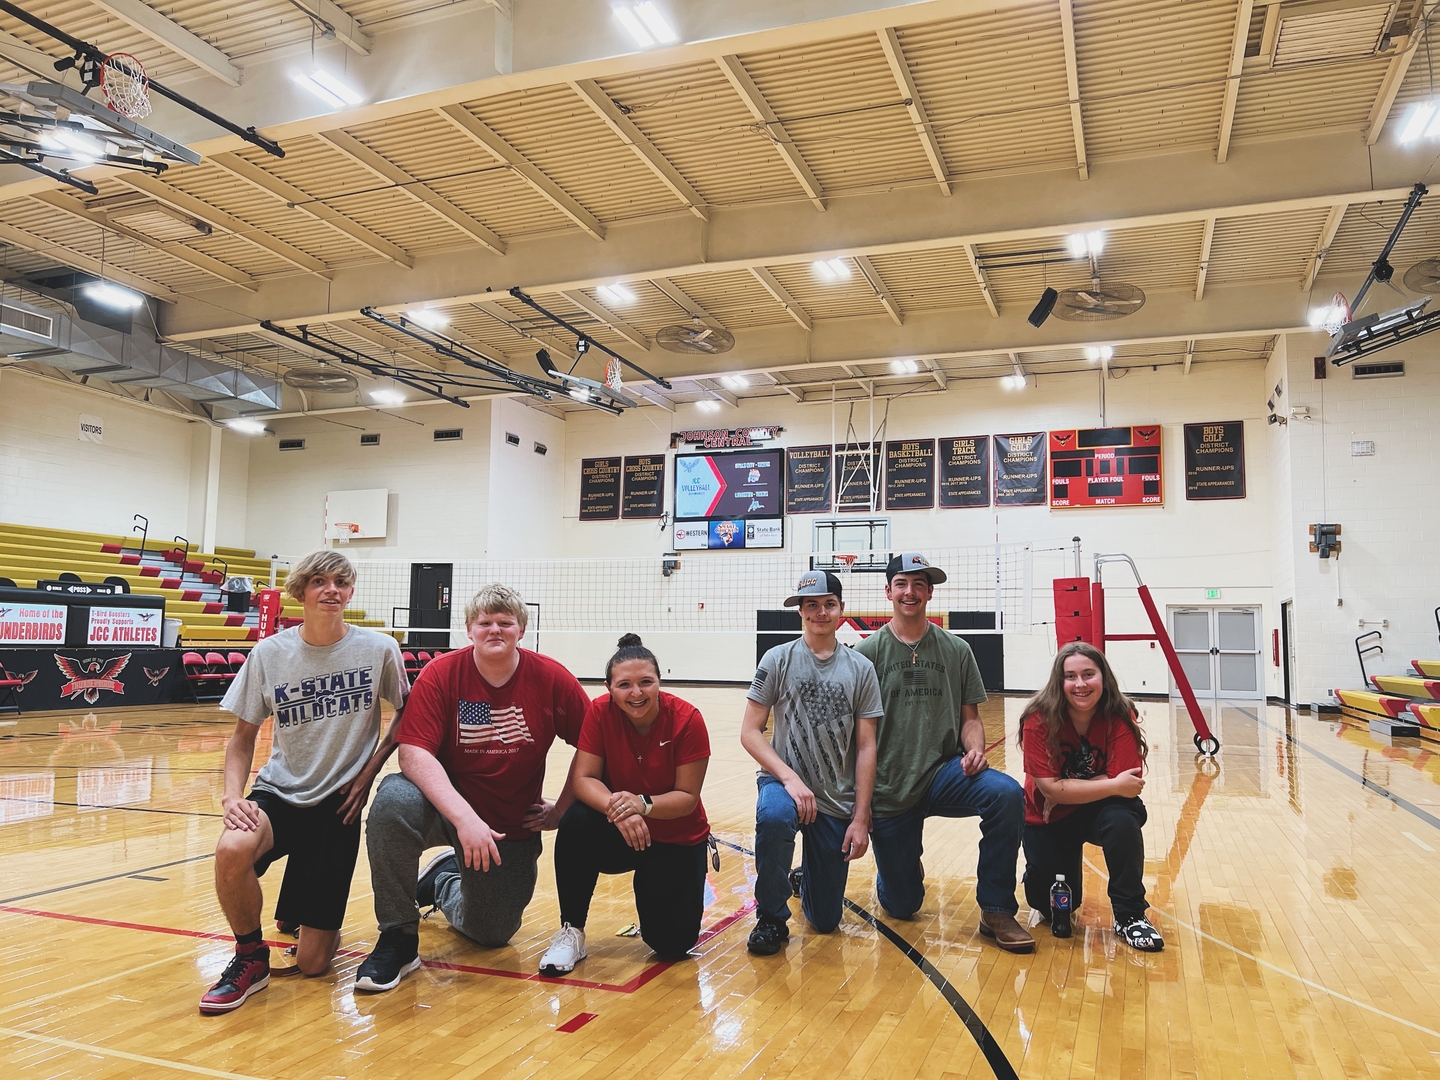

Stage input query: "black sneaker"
[
  {"left": 787, "top": 868, "right": 804, "bottom": 899},
  {"left": 354, "top": 929, "right": 422, "bottom": 992},
  {"left": 1114, "top": 915, "right": 1165, "bottom": 952},
  {"left": 416, "top": 850, "right": 457, "bottom": 912},
  {"left": 746, "top": 917, "right": 790, "bottom": 956}
]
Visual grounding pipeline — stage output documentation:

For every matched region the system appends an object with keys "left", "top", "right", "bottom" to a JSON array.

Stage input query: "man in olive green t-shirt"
[{"left": 854, "top": 552, "right": 1032, "bottom": 953}]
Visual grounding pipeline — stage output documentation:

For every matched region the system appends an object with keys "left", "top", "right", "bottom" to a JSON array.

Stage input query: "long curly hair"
[{"left": 1017, "top": 642, "right": 1148, "bottom": 766}]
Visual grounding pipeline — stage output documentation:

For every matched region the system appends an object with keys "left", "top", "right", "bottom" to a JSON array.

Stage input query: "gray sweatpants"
[{"left": 367, "top": 773, "right": 541, "bottom": 947}]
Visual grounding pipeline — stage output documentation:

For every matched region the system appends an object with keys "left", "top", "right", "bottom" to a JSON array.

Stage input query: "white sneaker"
[{"left": 539, "top": 924, "right": 587, "bottom": 975}]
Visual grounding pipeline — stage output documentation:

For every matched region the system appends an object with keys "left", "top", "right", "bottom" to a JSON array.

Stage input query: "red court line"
[
  {"left": 0, "top": 898, "right": 757, "bottom": 996},
  {"left": 557, "top": 1011, "right": 598, "bottom": 1033},
  {"left": 985, "top": 735, "right": 1006, "bottom": 754}
]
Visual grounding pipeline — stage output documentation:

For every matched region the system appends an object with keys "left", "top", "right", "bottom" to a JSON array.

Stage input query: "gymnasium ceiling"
[{"left": 1, "top": 0, "right": 1439, "bottom": 418}]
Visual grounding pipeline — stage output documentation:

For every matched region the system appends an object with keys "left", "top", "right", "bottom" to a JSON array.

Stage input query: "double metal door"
[{"left": 1169, "top": 606, "right": 1263, "bottom": 698}]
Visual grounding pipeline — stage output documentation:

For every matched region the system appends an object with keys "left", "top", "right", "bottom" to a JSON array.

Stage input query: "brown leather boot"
[{"left": 978, "top": 911, "right": 1036, "bottom": 953}]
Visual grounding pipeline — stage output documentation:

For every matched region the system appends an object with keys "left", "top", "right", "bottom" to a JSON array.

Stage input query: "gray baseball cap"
[
  {"left": 784, "top": 570, "right": 844, "bottom": 607},
  {"left": 885, "top": 551, "right": 948, "bottom": 584}
]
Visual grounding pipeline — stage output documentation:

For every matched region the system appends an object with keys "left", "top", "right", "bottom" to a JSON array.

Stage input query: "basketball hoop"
[
  {"left": 605, "top": 356, "right": 623, "bottom": 392},
  {"left": 333, "top": 522, "right": 359, "bottom": 545},
  {"left": 833, "top": 553, "right": 859, "bottom": 569},
  {"left": 101, "top": 53, "right": 151, "bottom": 120}
]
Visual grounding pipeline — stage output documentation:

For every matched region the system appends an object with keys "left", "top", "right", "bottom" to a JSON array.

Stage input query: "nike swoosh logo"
[{"left": 659, "top": 740, "right": 671, "bottom": 746}]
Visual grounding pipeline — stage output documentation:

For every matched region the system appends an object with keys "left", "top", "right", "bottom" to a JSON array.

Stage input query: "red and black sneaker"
[{"left": 199, "top": 946, "right": 270, "bottom": 1014}]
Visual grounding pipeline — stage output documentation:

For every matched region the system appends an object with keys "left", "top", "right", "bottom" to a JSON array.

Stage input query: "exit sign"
[{"left": 1205, "top": 588, "right": 1221, "bottom": 599}]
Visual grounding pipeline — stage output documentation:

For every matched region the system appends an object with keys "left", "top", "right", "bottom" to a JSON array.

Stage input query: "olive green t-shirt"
[{"left": 854, "top": 623, "right": 987, "bottom": 816}]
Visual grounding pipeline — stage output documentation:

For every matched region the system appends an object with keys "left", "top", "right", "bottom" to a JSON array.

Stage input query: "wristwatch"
[{"left": 639, "top": 794, "right": 653, "bottom": 816}]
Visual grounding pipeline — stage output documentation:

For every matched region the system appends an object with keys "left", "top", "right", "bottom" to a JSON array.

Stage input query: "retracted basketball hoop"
[{"left": 101, "top": 52, "right": 151, "bottom": 120}]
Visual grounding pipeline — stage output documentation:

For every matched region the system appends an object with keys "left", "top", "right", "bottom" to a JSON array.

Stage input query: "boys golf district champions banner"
[{"left": 1183, "top": 421, "right": 1246, "bottom": 500}]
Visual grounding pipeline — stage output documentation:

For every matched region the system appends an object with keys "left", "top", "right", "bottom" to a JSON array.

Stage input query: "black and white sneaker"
[
  {"left": 746, "top": 917, "right": 790, "bottom": 956},
  {"left": 416, "top": 850, "right": 457, "bottom": 913},
  {"left": 1114, "top": 915, "right": 1164, "bottom": 952},
  {"left": 354, "top": 929, "right": 422, "bottom": 992}
]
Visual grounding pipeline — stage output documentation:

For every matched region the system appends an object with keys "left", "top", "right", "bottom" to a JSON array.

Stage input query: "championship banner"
[
  {"left": 87, "top": 606, "right": 162, "bottom": 646},
  {"left": 993, "top": 433, "right": 1047, "bottom": 507},
  {"left": 939, "top": 436, "right": 991, "bottom": 508},
  {"left": 621, "top": 455, "right": 665, "bottom": 518},
  {"left": 579, "top": 456, "right": 622, "bottom": 520},
  {"left": 837, "top": 445, "right": 881, "bottom": 511},
  {"left": 884, "top": 440, "right": 935, "bottom": 509},
  {"left": 785, "top": 445, "right": 833, "bottom": 514},
  {"left": 1184, "top": 421, "right": 1246, "bottom": 500},
  {"left": 1048, "top": 425, "right": 1162, "bottom": 508},
  {"left": 0, "top": 602, "right": 67, "bottom": 645}
]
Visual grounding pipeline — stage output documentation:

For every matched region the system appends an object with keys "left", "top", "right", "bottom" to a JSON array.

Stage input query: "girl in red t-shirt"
[
  {"left": 1017, "top": 642, "right": 1162, "bottom": 951},
  {"left": 538, "top": 634, "right": 711, "bottom": 975}
]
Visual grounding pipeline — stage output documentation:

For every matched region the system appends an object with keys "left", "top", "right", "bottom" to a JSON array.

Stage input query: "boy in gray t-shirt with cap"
[{"left": 739, "top": 569, "right": 882, "bottom": 955}]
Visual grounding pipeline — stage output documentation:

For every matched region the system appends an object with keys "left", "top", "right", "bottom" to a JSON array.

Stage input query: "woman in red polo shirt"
[
  {"left": 1018, "top": 641, "right": 1163, "bottom": 951},
  {"left": 539, "top": 634, "right": 711, "bottom": 975}
]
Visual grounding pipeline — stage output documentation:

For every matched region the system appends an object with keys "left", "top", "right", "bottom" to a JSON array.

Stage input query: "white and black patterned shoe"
[{"left": 1114, "top": 915, "right": 1164, "bottom": 952}]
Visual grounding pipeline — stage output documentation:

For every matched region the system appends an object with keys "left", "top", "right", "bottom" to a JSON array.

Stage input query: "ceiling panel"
[
  {"left": 1230, "top": 57, "right": 1390, "bottom": 143},
  {"left": 866, "top": 246, "right": 987, "bottom": 312},
  {"left": 1206, "top": 205, "right": 1332, "bottom": 284},
  {"left": 666, "top": 269, "right": 794, "bottom": 328}
]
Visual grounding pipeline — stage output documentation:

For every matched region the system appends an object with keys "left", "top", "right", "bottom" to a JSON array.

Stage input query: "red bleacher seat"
[
  {"left": 402, "top": 651, "right": 419, "bottom": 677},
  {"left": 227, "top": 652, "right": 248, "bottom": 670},
  {"left": 417, "top": 651, "right": 432, "bottom": 666},
  {"left": 183, "top": 651, "right": 230, "bottom": 702}
]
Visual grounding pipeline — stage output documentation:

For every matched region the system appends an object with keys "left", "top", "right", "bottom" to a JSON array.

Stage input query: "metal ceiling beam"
[
  {"left": 1184, "top": 339, "right": 1194, "bottom": 374},
  {"left": 717, "top": 54, "right": 827, "bottom": 211},
  {"left": 1195, "top": 215, "right": 1216, "bottom": 301},
  {"left": 558, "top": 289, "right": 652, "bottom": 350},
  {"left": 637, "top": 385, "right": 675, "bottom": 411},
  {"left": 1216, "top": 0, "right": 1256, "bottom": 164},
  {"left": 569, "top": 79, "right": 710, "bottom": 221},
  {"left": 854, "top": 254, "right": 904, "bottom": 325},
  {"left": 437, "top": 105, "right": 606, "bottom": 241},
  {"left": 210, "top": 152, "right": 416, "bottom": 268},
  {"left": 318, "top": 129, "right": 506, "bottom": 256},
  {"left": 85, "top": 0, "right": 242, "bottom": 85},
  {"left": 923, "top": 357, "right": 948, "bottom": 388},
  {"left": 114, "top": 173, "right": 332, "bottom": 278},
  {"left": 1057, "top": 0, "right": 1088, "bottom": 180},
  {"left": 1365, "top": 5, "right": 1434, "bottom": 144},
  {"left": 1302, "top": 203, "right": 1348, "bottom": 291},
  {"left": 331, "top": 317, "right": 448, "bottom": 371},
  {"left": 749, "top": 266, "right": 813, "bottom": 331},
  {"left": 0, "top": 219, "right": 176, "bottom": 300},
  {"left": 287, "top": 0, "right": 371, "bottom": 54},
  {"left": 649, "top": 277, "right": 727, "bottom": 329},
  {"left": 0, "top": 28, "right": 69, "bottom": 80},
  {"left": 28, "top": 190, "right": 257, "bottom": 291},
  {"left": 963, "top": 242, "right": 1000, "bottom": 317},
  {"left": 877, "top": 27, "right": 949, "bottom": 195}
]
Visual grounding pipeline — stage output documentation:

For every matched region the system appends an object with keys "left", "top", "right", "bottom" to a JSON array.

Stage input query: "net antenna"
[{"left": 100, "top": 52, "right": 150, "bottom": 120}]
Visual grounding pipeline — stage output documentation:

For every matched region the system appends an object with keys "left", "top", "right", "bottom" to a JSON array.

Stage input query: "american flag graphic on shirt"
[{"left": 457, "top": 699, "right": 533, "bottom": 746}]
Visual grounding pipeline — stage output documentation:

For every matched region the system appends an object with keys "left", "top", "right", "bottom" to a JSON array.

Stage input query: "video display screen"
[{"left": 674, "top": 449, "right": 784, "bottom": 520}]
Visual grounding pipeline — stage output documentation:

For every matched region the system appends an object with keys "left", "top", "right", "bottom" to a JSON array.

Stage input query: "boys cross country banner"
[
  {"left": 993, "top": 433, "right": 1047, "bottom": 506},
  {"left": 1184, "top": 421, "right": 1246, "bottom": 500},
  {"left": 621, "top": 455, "right": 666, "bottom": 518}
]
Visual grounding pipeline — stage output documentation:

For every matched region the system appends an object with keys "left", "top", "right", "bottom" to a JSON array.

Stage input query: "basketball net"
[
  {"left": 334, "top": 523, "right": 358, "bottom": 545},
  {"left": 101, "top": 53, "right": 151, "bottom": 120},
  {"left": 605, "top": 356, "right": 623, "bottom": 392}
]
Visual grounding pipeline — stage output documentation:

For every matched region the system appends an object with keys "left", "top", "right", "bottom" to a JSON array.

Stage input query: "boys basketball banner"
[
  {"left": 993, "top": 433, "right": 1047, "bottom": 506},
  {"left": 884, "top": 440, "right": 935, "bottom": 509},
  {"left": 938, "top": 436, "right": 990, "bottom": 507},
  {"left": 1183, "top": 421, "right": 1245, "bottom": 500},
  {"left": 1048, "top": 426, "right": 1162, "bottom": 508},
  {"left": 785, "top": 445, "right": 832, "bottom": 514},
  {"left": 621, "top": 455, "right": 665, "bottom": 518},
  {"left": 579, "top": 457, "right": 621, "bottom": 520}
]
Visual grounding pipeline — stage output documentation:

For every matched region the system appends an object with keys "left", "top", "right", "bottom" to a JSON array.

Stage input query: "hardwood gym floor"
[{"left": 1, "top": 690, "right": 1437, "bottom": 1078}]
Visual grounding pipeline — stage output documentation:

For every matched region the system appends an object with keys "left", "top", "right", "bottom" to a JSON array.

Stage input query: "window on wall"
[{"left": 811, "top": 517, "right": 890, "bottom": 571}]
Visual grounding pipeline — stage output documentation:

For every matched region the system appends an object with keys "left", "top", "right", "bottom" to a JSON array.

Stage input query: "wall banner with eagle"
[{"left": 0, "top": 648, "right": 187, "bottom": 711}]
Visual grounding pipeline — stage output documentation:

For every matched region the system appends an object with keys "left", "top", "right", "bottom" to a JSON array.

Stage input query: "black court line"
[
  {"left": 713, "top": 837, "right": 1019, "bottom": 1080},
  {"left": 0, "top": 796, "right": 220, "bottom": 818},
  {"left": 1235, "top": 707, "right": 1440, "bottom": 833},
  {"left": 0, "top": 852, "right": 215, "bottom": 905}
]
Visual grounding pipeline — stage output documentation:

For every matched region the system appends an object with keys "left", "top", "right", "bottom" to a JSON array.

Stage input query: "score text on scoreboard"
[{"left": 1048, "top": 425, "right": 1163, "bottom": 508}]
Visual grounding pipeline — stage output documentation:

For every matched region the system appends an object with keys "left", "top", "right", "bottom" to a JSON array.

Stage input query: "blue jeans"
[
  {"left": 869, "top": 759, "right": 1024, "bottom": 918},
  {"left": 754, "top": 774, "right": 852, "bottom": 933}
]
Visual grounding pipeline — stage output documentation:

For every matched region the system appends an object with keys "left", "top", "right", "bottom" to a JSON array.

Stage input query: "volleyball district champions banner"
[
  {"left": 938, "top": 436, "right": 990, "bottom": 507},
  {"left": 885, "top": 440, "right": 935, "bottom": 509},
  {"left": 579, "top": 456, "right": 622, "bottom": 520},
  {"left": 622, "top": 455, "right": 665, "bottom": 518},
  {"left": 785, "top": 445, "right": 832, "bottom": 514},
  {"left": 1183, "top": 421, "right": 1246, "bottom": 500},
  {"left": 993, "top": 433, "right": 1048, "bottom": 506}
]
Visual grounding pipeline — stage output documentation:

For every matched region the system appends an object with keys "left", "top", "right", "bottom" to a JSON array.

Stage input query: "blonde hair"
[
  {"left": 464, "top": 583, "right": 528, "bottom": 632},
  {"left": 285, "top": 550, "right": 356, "bottom": 601},
  {"left": 1017, "top": 642, "right": 1148, "bottom": 765}
]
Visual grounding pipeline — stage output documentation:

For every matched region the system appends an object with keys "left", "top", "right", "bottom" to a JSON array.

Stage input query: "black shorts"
[{"left": 248, "top": 787, "right": 362, "bottom": 932}]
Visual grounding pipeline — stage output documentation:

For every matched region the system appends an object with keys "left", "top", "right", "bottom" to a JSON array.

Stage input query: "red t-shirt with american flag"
[{"left": 396, "top": 647, "right": 591, "bottom": 840}]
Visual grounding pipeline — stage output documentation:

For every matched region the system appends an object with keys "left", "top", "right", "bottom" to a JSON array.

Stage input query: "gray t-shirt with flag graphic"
[{"left": 746, "top": 638, "right": 883, "bottom": 819}]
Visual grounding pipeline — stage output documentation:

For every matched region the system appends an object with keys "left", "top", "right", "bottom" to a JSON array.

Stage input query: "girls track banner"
[
  {"left": 785, "top": 445, "right": 833, "bottom": 514},
  {"left": 938, "top": 436, "right": 990, "bottom": 507},
  {"left": 993, "top": 433, "right": 1047, "bottom": 506},
  {"left": 884, "top": 440, "right": 935, "bottom": 509},
  {"left": 579, "top": 457, "right": 622, "bottom": 520},
  {"left": 1183, "top": 421, "right": 1246, "bottom": 500}
]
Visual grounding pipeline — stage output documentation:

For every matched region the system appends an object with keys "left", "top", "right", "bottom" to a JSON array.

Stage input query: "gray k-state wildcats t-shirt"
[
  {"left": 746, "top": 637, "right": 883, "bottom": 819},
  {"left": 222, "top": 625, "right": 409, "bottom": 807}
]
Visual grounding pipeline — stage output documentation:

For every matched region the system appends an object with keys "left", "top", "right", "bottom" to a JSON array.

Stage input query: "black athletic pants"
[
  {"left": 554, "top": 802, "right": 708, "bottom": 960},
  {"left": 1022, "top": 796, "right": 1149, "bottom": 921}
]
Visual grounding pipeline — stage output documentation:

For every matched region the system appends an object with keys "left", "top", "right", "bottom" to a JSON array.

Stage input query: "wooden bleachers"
[{"left": 0, "top": 522, "right": 389, "bottom": 649}]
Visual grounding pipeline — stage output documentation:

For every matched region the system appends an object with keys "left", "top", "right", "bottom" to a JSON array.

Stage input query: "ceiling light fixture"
[
  {"left": 370, "top": 388, "right": 406, "bottom": 405},
  {"left": 597, "top": 283, "right": 637, "bottom": 306},
  {"left": 226, "top": 418, "right": 267, "bottom": 435},
  {"left": 1084, "top": 345, "right": 1114, "bottom": 363},
  {"left": 405, "top": 307, "right": 448, "bottom": 331},
  {"left": 1000, "top": 374, "right": 1025, "bottom": 390},
  {"left": 696, "top": 399, "right": 720, "bottom": 412},
  {"left": 1066, "top": 231, "right": 1106, "bottom": 259},
  {"left": 1399, "top": 101, "right": 1440, "bottom": 143},
  {"left": 720, "top": 374, "right": 749, "bottom": 389},
  {"left": 293, "top": 71, "right": 363, "bottom": 109},
  {"left": 889, "top": 359, "right": 919, "bottom": 374},
  {"left": 812, "top": 258, "right": 852, "bottom": 282},
  {"left": 613, "top": 2, "right": 678, "bottom": 46},
  {"left": 84, "top": 281, "right": 145, "bottom": 310}
]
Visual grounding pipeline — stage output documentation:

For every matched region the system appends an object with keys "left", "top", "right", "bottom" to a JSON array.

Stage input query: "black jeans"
[
  {"left": 553, "top": 802, "right": 708, "bottom": 960},
  {"left": 1022, "top": 796, "right": 1149, "bottom": 921}
]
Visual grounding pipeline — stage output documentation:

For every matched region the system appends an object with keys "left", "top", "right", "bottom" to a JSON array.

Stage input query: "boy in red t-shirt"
[
  {"left": 538, "top": 634, "right": 711, "bottom": 974},
  {"left": 1017, "top": 642, "right": 1162, "bottom": 951},
  {"left": 354, "top": 585, "right": 591, "bottom": 992}
]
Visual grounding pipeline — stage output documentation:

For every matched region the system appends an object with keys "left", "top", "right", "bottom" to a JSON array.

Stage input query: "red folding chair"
[
  {"left": 0, "top": 674, "right": 23, "bottom": 716},
  {"left": 184, "top": 651, "right": 229, "bottom": 702},
  {"left": 402, "top": 651, "right": 419, "bottom": 678}
]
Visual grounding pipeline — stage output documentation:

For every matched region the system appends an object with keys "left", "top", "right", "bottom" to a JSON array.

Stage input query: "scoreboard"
[{"left": 1048, "top": 425, "right": 1163, "bottom": 508}]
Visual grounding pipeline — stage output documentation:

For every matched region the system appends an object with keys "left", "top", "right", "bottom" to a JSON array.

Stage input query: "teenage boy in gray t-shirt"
[
  {"left": 740, "top": 570, "right": 882, "bottom": 956},
  {"left": 199, "top": 551, "right": 408, "bottom": 1015}
]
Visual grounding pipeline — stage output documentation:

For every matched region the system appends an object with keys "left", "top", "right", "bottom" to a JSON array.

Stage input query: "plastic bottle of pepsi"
[{"left": 1049, "top": 874, "right": 1073, "bottom": 938}]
